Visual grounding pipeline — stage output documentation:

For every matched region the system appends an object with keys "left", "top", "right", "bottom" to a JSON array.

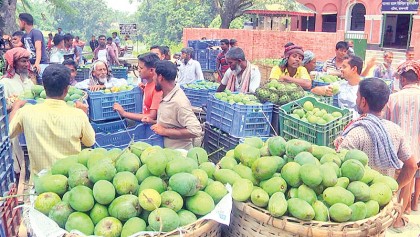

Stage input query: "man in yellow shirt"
[
  {"left": 9, "top": 64, "right": 95, "bottom": 177},
  {"left": 269, "top": 45, "right": 311, "bottom": 90}
]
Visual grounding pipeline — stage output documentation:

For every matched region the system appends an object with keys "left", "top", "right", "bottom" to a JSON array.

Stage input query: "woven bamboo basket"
[
  {"left": 224, "top": 199, "right": 398, "bottom": 237},
  {"left": 255, "top": 64, "right": 274, "bottom": 84},
  {"left": 62, "top": 219, "right": 221, "bottom": 237}
]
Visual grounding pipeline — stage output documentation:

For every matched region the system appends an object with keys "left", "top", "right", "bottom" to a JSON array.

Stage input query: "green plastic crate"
[
  {"left": 304, "top": 92, "right": 333, "bottom": 105},
  {"left": 279, "top": 97, "right": 352, "bottom": 147}
]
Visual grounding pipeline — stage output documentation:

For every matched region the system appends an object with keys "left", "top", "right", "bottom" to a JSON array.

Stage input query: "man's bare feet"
[
  {"left": 392, "top": 215, "right": 409, "bottom": 228},
  {"left": 412, "top": 199, "right": 418, "bottom": 211}
]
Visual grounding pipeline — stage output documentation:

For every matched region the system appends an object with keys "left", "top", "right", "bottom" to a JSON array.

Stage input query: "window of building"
[
  {"left": 322, "top": 14, "right": 337, "bottom": 32},
  {"left": 350, "top": 3, "right": 366, "bottom": 31},
  {"left": 301, "top": 16, "right": 315, "bottom": 31}
]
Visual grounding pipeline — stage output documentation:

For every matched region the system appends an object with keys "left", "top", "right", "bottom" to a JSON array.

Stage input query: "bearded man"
[
  {"left": 75, "top": 60, "right": 127, "bottom": 91},
  {"left": 216, "top": 47, "right": 261, "bottom": 93},
  {"left": 1, "top": 47, "right": 36, "bottom": 107}
]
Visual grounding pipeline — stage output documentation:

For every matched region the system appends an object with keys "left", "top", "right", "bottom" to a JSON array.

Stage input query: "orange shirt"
[{"left": 143, "top": 81, "right": 163, "bottom": 115}]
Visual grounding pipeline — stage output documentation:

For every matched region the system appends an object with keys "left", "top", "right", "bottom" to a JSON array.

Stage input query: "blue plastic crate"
[
  {"left": 198, "top": 59, "right": 209, "bottom": 71},
  {"left": 208, "top": 49, "right": 221, "bottom": 58},
  {"left": 111, "top": 67, "right": 128, "bottom": 79},
  {"left": 75, "top": 67, "right": 90, "bottom": 82},
  {"left": 87, "top": 87, "right": 143, "bottom": 121},
  {"left": 314, "top": 61, "right": 324, "bottom": 72},
  {"left": 206, "top": 95, "right": 274, "bottom": 137},
  {"left": 208, "top": 60, "right": 217, "bottom": 72},
  {"left": 0, "top": 220, "right": 5, "bottom": 237},
  {"left": 182, "top": 87, "right": 216, "bottom": 108},
  {"left": 0, "top": 86, "right": 8, "bottom": 150},
  {"left": 195, "top": 41, "right": 212, "bottom": 50},
  {"left": 94, "top": 123, "right": 164, "bottom": 149},
  {"left": 203, "top": 123, "right": 241, "bottom": 163},
  {"left": 90, "top": 119, "right": 128, "bottom": 133},
  {"left": 196, "top": 49, "right": 208, "bottom": 60},
  {"left": 188, "top": 40, "right": 198, "bottom": 49},
  {"left": 311, "top": 80, "right": 330, "bottom": 88},
  {"left": 0, "top": 144, "right": 15, "bottom": 197}
]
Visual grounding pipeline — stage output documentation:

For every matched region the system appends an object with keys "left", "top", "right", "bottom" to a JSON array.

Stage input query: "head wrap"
[
  {"left": 302, "top": 50, "right": 315, "bottom": 65},
  {"left": 279, "top": 45, "right": 304, "bottom": 67},
  {"left": 284, "top": 45, "right": 304, "bottom": 58},
  {"left": 89, "top": 60, "right": 111, "bottom": 86},
  {"left": 397, "top": 60, "right": 420, "bottom": 80},
  {"left": 4, "top": 48, "right": 31, "bottom": 77}
]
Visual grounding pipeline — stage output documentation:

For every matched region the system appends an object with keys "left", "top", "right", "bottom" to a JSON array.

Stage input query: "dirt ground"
[{"left": 386, "top": 210, "right": 420, "bottom": 237}]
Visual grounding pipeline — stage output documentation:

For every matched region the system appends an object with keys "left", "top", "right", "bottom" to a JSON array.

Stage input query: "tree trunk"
[
  {"left": 220, "top": 14, "right": 234, "bottom": 29},
  {"left": 0, "top": 0, "right": 18, "bottom": 35}
]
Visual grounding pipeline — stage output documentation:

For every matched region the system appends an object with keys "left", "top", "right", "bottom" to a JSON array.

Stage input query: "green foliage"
[{"left": 136, "top": 0, "right": 217, "bottom": 45}]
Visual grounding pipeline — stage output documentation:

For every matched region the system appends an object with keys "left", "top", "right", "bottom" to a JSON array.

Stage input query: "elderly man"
[
  {"left": 9, "top": 64, "right": 95, "bottom": 180},
  {"left": 217, "top": 47, "right": 261, "bottom": 93},
  {"left": 151, "top": 60, "right": 202, "bottom": 149},
  {"left": 1, "top": 48, "right": 35, "bottom": 175},
  {"left": 336, "top": 78, "right": 417, "bottom": 229},
  {"left": 372, "top": 51, "right": 395, "bottom": 80},
  {"left": 177, "top": 47, "right": 204, "bottom": 85},
  {"left": 1, "top": 47, "right": 36, "bottom": 104},
  {"left": 75, "top": 60, "right": 127, "bottom": 91}
]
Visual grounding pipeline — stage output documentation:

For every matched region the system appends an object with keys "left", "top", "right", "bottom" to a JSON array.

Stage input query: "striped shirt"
[
  {"left": 323, "top": 57, "right": 341, "bottom": 75},
  {"left": 384, "top": 84, "right": 420, "bottom": 162}
]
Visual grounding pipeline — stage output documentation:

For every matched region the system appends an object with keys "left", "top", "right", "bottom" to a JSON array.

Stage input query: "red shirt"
[
  {"left": 143, "top": 81, "right": 163, "bottom": 115},
  {"left": 217, "top": 50, "right": 230, "bottom": 78}
]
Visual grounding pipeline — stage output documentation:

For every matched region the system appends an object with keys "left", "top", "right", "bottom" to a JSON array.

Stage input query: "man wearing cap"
[
  {"left": 384, "top": 60, "right": 420, "bottom": 215},
  {"left": 217, "top": 47, "right": 261, "bottom": 93},
  {"left": 177, "top": 47, "right": 204, "bottom": 85},
  {"left": 269, "top": 45, "right": 311, "bottom": 90}
]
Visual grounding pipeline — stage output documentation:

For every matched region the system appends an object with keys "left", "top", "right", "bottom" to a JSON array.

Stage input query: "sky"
[{"left": 105, "top": 0, "right": 140, "bottom": 14}]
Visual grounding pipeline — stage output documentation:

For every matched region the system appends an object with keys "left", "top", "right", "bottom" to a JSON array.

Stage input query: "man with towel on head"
[{"left": 216, "top": 47, "right": 261, "bottom": 93}]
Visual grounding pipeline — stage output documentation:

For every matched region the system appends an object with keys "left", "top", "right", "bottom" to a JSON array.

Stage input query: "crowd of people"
[{"left": 0, "top": 11, "right": 419, "bottom": 232}]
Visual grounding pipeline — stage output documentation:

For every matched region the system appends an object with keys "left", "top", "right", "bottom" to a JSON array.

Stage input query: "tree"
[
  {"left": 136, "top": 0, "right": 216, "bottom": 45},
  {"left": 215, "top": 0, "right": 253, "bottom": 29},
  {"left": 0, "top": 0, "right": 71, "bottom": 35},
  {"left": 0, "top": 0, "right": 18, "bottom": 34}
]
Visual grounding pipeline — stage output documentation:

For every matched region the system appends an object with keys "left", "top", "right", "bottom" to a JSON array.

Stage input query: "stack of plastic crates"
[
  {"left": 204, "top": 94, "right": 274, "bottom": 162},
  {"left": 279, "top": 97, "right": 352, "bottom": 148},
  {"left": 93, "top": 121, "right": 164, "bottom": 149},
  {"left": 75, "top": 67, "right": 90, "bottom": 82},
  {"left": 0, "top": 85, "right": 14, "bottom": 196},
  {"left": 111, "top": 66, "right": 128, "bottom": 79},
  {"left": 87, "top": 87, "right": 143, "bottom": 121},
  {"left": 181, "top": 81, "right": 217, "bottom": 108}
]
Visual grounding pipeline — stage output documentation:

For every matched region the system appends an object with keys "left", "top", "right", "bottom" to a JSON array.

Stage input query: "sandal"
[{"left": 390, "top": 215, "right": 410, "bottom": 233}]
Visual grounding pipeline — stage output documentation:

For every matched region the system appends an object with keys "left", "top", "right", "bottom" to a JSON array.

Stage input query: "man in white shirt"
[
  {"left": 312, "top": 56, "right": 364, "bottom": 119},
  {"left": 216, "top": 47, "right": 261, "bottom": 93},
  {"left": 75, "top": 60, "right": 127, "bottom": 91},
  {"left": 177, "top": 47, "right": 204, "bottom": 85}
]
